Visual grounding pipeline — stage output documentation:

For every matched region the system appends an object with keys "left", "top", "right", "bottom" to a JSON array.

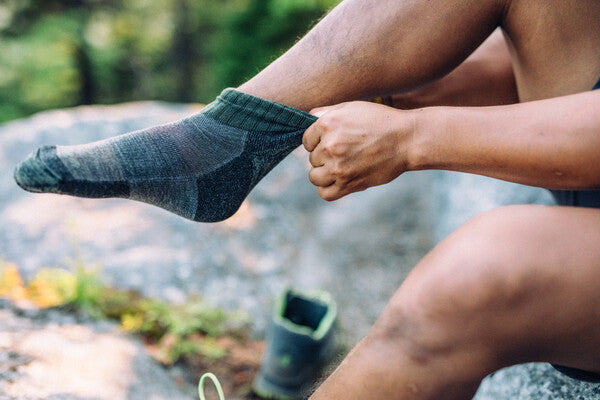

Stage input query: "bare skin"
[
  {"left": 239, "top": 0, "right": 506, "bottom": 110},
  {"left": 303, "top": 89, "right": 600, "bottom": 200},
  {"left": 389, "top": 29, "right": 518, "bottom": 109},
  {"left": 234, "top": 0, "right": 600, "bottom": 399},
  {"left": 312, "top": 205, "right": 600, "bottom": 399}
]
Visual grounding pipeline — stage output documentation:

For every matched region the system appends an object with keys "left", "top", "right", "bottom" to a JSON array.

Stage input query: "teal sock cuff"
[{"left": 202, "top": 88, "right": 317, "bottom": 132}]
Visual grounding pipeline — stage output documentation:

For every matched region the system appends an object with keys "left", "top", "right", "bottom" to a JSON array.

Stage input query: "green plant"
[
  {"left": 68, "top": 262, "right": 105, "bottom": 318},
  {"left": 0, "top": 0, "right": 342, "bottom": 123},
  {"left": 0, "top": 260, "right": 248, "bottom": 365}
]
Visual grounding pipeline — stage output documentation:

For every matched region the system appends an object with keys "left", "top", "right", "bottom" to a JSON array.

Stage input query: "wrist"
[{"left": 404, "top": 106, "right": 444, "bottom": 172}]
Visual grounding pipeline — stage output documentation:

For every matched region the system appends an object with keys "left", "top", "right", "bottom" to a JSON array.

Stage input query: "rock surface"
[
  {"left": 0, "top": 103, "right": 597, "bottom": 399},
  {"left": 0, "top": 299, "right": 194, "bottom": 400},
  {"left": 476, "top": 363, "right": 600, "bottom": 400},
  {"left": 0, "top": 102, "right": 433, "bottom": 342}
]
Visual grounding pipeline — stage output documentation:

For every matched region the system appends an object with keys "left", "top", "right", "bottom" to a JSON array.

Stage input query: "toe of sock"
[{"left": 14, "top": 146, "right": 62, "bottom": 193}]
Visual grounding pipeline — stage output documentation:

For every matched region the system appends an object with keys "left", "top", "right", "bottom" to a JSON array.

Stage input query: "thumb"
[{"left": 309, "top": 103, "right": 345, "bottom": 118}]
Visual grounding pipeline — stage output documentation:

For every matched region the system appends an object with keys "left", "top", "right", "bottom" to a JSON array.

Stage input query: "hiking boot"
[{"left": 253, "top": 288, "right": 338, "bottom": 400}]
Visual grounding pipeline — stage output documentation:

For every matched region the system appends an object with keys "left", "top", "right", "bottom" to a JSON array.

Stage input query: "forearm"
[{"left": 408, "top": 90, "right": 600, "bottom": 189}]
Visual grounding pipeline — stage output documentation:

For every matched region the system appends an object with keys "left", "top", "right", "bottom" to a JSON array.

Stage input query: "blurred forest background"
[{"left": 0, "top": 0, "right": 339, "bottom": 123}]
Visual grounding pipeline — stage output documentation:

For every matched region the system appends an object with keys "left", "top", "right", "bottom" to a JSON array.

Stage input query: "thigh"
[
  {"left": 398, "top": 205, "right": 600, "bottom": 373},
  {"left": 497, "top": 205, "right": 600, "bottom": 372}
]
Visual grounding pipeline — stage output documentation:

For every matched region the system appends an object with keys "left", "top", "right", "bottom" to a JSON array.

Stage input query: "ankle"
[{"left": 236, "top": 80, "right": 317, "bottom": 111}]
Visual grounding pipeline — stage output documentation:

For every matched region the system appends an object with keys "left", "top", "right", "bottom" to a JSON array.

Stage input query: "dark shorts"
[{"left": 550, "top": 189, "right": 600, "bottom": 208}]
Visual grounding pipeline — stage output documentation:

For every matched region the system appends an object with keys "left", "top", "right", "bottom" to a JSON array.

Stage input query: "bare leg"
[
  {"left": 264, "top": 1, "right": 600, "bottom": 397},
  {"left": 239, "top": 0, "right": 600, "bottom": 110},
  {"left": 389, "top": 29, "right": 518, "bottom": 109},
  {"left": 310, "top": 205, "right": 600, "bottom": 400},
  {"left": 239, "top": 0, "right": 507, "bottom": 110}
]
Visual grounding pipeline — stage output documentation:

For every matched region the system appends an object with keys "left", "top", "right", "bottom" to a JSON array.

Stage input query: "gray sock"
[{"left": 14, "top": 89, "right": 317, "bottom": 222}]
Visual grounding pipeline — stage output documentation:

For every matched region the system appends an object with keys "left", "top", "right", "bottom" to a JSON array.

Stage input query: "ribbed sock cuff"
[{"left": 202, "top": 88, "right": 317, "bottom": 132}]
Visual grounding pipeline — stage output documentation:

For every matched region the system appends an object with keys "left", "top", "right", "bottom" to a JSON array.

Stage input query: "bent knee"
[
  {"left": 374, "top": 206, "right": 558, "bottom": 358},
  {"left": 412, "top": 205, "right": 547, "bottom": 315}
]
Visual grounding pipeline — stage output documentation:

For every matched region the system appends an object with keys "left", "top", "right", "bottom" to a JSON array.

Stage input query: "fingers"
[
  {"left": 303, "top": 104, "right": 345, "bottom": 151},
  {"left": 303, "top": 102, "right": 367, "bottom": 202},
  {"left": 308, "top": 166, "right": 335, "bottom": 187},
  {"left": 317, "top": 180, "right": 366, "bottom": 202},
  {"left": 310, "top": 164, "right": 366, "bottom": 201},
  {"left": 317, "top": 186, "right": 344, "bottom": 202},
  {"left": 303, "top": 123, "right": 321, "bottom": 152},
  {"left": 308, "top": 150, "right": 323, "bottom": 167},
  {"left": 304, "top": 105, "right": 346, "bottom": 200}
]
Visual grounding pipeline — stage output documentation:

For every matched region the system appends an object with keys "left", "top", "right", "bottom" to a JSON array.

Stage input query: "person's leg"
[
  {"left": 14, "top": 0, "right": 508, "bottom": 222},
  {"left": 388, "top": 29, "right": 519, "bottom": 109},
  {"left": 239, "top": 0, "right": 506, "bottom": 110},
  {"left": 309, "top": 205, "right": 600, "bottom": 400}
]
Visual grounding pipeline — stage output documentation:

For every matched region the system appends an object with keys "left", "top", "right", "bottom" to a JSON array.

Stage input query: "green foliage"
[
  {"left": 0, "top": 0, "right": 340, "bottom": 123},
  {"left": 0, "top": 12, "right": 81, "bottom": 119},
  {"left": 70, "top": 265, "right": 240, "bottom": 363},
  {"left": 212, "top": 0, "right": 331, "bottom": 89},
  {"left": 167, "top": 298, "right": 227, "bottom": 337},
  {"left": 158, "top": 335, "right": 227, "bottom": 364},
  {"left": 69, "top": 262, "right": 105, "bottom": 317},
  {"left": 0, "top": 260, "right": 244, "bottom": 365}
]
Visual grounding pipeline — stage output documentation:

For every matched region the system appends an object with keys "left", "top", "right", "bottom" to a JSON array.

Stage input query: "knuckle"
[
  {"left": 339, "top": 169, "right": 352, "bottom": 180},
  {"left": 317, "top": 113, "right": 341, "bottom": 131},
  {"left": 331, "top": 164, "right": 350, "bottom": 180},
  {"left": 330, "top": 165, "right": 343, "bottom": 177},
  {"left": 320, "top": 141, "right": 332, "bottom": 154},
  {"left": 321, "top": 138, "right": 345, "bottom": 157},
  {"left": 318, "top": 114, "right": 333, "bottom": 128},
  {"left": 304, "top": 136, "right": 317, "bottom": 152}
]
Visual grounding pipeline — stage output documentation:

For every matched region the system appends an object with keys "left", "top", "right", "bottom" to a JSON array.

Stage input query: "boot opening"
[{"left": 283, "top": 292, "right": 328, "bottom": 331}]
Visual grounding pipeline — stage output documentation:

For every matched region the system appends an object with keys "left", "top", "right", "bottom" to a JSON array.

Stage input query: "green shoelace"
[{"left": 198, "top": 372, "right": 225, "bottom": 400}]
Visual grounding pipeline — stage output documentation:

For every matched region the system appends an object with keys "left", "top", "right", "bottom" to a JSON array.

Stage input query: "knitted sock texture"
[{"left": 14, "top": 89, "right": 317, "bottom": 222}]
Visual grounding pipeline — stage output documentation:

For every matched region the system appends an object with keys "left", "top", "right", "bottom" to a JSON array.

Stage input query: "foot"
[{"left": 14, "top": 89, "right": 316, "bottom": 222}]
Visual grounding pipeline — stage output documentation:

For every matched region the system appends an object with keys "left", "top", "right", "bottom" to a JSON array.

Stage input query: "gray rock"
[
  {"left": 0, "top": 301, "right": 195, "bottom": 400},
  {"left": 0, "top": 103, "right": 433, "bottom": 399},
  {"left": 476, "top": 363, "right": 600, "bottom": 400},
  {"left": 430, "top": 170, "right": 555, "bottom": 242},
  {"left": 1, "top": 103, "right": 597, "bottom": 399},
  {"left": 0, "top": 103, "right": 433, "bottom": 341}
]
